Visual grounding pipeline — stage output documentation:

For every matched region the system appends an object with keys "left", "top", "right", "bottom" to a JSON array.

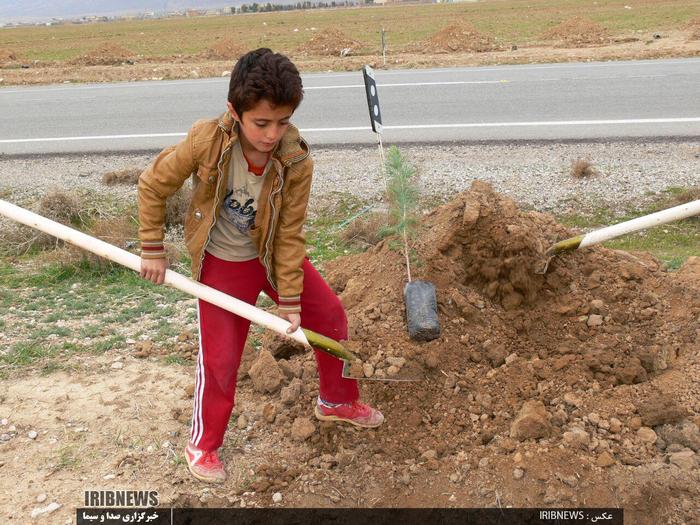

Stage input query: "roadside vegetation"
[
  {"left": 1, "top": 0, "right": 698, "bottom": 62},
  {"left": 1, "top": 183, "right": 696, "bottom": 377}
]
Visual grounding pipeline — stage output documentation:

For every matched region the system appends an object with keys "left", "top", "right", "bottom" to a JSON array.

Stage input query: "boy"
[{"left": 137, "top": 48, "right": 383, "bottom": 484}]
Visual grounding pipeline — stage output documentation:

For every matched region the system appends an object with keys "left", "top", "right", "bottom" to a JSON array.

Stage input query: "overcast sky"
[{"left": 0, "top": 1, "right": 244, "bottom": 23}]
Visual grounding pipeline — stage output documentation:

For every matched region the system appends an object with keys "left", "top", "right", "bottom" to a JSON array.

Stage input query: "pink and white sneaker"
[
  {"left": 314, "top": 399, "right": 384, "bottom": 428},
  {"left": 184, "top": 443, "right": 226, "bottom": 484}
]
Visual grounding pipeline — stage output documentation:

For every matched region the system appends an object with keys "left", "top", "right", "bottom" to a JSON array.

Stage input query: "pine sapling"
[{"left": 383, "top": 145, "right": 420, "bottom": 282}]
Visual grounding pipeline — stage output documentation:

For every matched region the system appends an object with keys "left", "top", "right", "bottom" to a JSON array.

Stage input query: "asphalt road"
[{"left": 1, "top": 58, "right": 699, "bottom": 154}]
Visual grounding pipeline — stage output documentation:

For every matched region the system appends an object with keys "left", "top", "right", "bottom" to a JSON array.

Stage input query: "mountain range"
[{"left": 0, "top": 1, "right": 247, "bottom": 23}]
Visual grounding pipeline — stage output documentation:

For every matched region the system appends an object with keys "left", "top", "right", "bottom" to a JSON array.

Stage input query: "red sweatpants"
[{"left": 190, "top": 251, "right": 360, "bottom": 451}]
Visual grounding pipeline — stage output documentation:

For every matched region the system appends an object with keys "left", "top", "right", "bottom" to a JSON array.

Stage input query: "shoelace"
[{"left": 200, "top": 451, "right": 221, "bottom": 468}]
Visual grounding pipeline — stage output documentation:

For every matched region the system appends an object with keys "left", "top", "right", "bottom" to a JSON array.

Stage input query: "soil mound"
[
  {"left": 70, "top": 43, "right": 135, "bottom": 66},
  {"left": 0, "top": 48, "right": 18, "bottom": 64},
  {"left": 295, "top": 28, "right": 362, "bottom": 57},
  {"left": 541, "top": 17, "right": 610, "bottom": 47},
  {"left": 254, "top": 181, "right": 699, "bottom": 493},
  {"left": 202, "top": 38, "right": 248, "bottom": 60},
  {"left": 419, "top": 22, "right": 500, "bottom": 53}
]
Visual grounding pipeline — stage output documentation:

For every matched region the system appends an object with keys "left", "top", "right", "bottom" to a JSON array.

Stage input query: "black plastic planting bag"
[{"left": 404, "top": 280, "right": 440, "bottom": 342}]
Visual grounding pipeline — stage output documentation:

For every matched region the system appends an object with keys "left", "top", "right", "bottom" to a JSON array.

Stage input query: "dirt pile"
[
  {"left": 0, "top": 48, "right": 18, "bottom": 64},
  {"left": 70, "top": 43, "right": 136, "bottom": 66},
  {"left": 245, "top": 181, "right": 699, "bottom": 515},
  {"left": 541, "top": 17, "right": 610, "bottom": 47},
  {"left": 419, "top": 22, "right": 500, "bottom": 53},
  {"left": 295, "top": 28, "right": 362, "bottom": 57},
  {"left": 686, "top": 17, "right": 700, "bottom": 41},
  {"left": 202, "top": 38, "right": 248, "bottom": 61}
]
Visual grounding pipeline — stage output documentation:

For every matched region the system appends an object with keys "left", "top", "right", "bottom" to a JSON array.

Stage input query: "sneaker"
[
  {"left": 314, "top": 400, "right": 384, "bottom": 428},
  {"left": 184, "top": 443, "right": 226, "bottom": 484}
]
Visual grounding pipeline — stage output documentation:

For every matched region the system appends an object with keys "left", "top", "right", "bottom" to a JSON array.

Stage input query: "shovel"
[
  {"left": 536, "top": 199, "right": 700, "bottom": 274},
  {"left": 0, "top": 199, "right": 418, "bottom": 381}
]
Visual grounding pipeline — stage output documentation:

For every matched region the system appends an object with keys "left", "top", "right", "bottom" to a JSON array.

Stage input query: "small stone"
[
  {"left": 362, "top": 363, "right": 375, "bottom": 378},
  {"left": 111, "top": 361, "right": 123, "bottom": 369},
  {"left": 386, "top": 356, "right": 406, "bottom": 368},
  {"left": 637, "top": 427, "right": 657, "bottom": 444},
  {"left": 597, "top": 451, "right": 615, "bottom": 467},
  {"left": 513, "top": 468, "right": 525, "bottom": 480},
  {"left": 291, "top": 417, "right": 315, "bottom": 441},
  {"left": 262, "top": 403, "right": 277, "bottom": 424},
  {"left": 587, "top": 412, "right": 601, "bottom": 425},
  {"left": 563, "top": 392, "right": 583, "bottom": 408},
  {"left": 587, "top": 314, "right": 604, "bottom": 327},
  {"left": 248, "top": 350, "right": 284, "bottom": 393},
  {"left": 668, "top": 450, "right": 697, "bottom": 470},
  {"left": 387, "top": 365, "right": 400, "bottom": 377},
  {"left": 280, "top": 378, "right": 302, "bottom": 405},
  {"left": 28, "top": 430, "right": 38, "bottom": 440},
  {"left": 236, "top": 415, "right": 248, "bottom": 430},
  {"left": 272, "top": 492, "right": 283, "bottom": 504},
  {"left": 421, "top": 450, "right": 438, "bottom": 461},
  {"left": 0, "top": 434, "right": 11, "bottom": 442},
  {"left": 505, "top": 352, "right": 518, "bottom": 365},
  {"left": 31, "top": 502, "right": 61, "bottom": 519},
  {"left": 449, "top": 473, "right": 460, "bottom": 483},
  {"left": 103, "top": 474, "right": 116, "bottom": 480},
  {"left": 513, "top": 452, "right": 523, "bottom": 463},
  {"left": 510, "top": 400, "right": 553, "bottom": 441},
  {"left": 0, "top": 419, "right": 7, "bottom": 426},
  {"left": 478, "top": 457, "right": 490, "bottom": 468},
  {"left": 609, "top": 418, "right": 622, "bottom": 433},
  {"left": 563, "top": 427, "right": 590, "bottom": 449},
  {"left": 36, "top": 494, "right": 47, "bottom": 503},
  {"left": 628, "top": 416, "right": 642, "bottom": 430}
]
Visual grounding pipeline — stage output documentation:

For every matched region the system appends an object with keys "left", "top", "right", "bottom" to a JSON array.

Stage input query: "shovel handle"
[{"left": 0, "top": 199, "right": 356, "bottom": 362}]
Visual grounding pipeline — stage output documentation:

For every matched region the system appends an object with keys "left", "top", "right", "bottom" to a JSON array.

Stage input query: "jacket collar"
[{"left": 217, "top": 111, "right": 309, "bottom": 167}]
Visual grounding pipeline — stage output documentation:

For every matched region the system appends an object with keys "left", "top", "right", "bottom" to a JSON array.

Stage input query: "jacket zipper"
[
  {"left": 262, "top": 161, "right": 285, "bottom": 291},
  {"left": 195, "top": 141, "right": 232, "bottom": 281}
]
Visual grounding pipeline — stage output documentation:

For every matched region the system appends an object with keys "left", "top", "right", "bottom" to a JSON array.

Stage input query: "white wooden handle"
[{"left": 0, "top": 199, "right": 311, "bottom": 348}]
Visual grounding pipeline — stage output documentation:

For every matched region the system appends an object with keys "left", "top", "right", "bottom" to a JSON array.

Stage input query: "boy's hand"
[
  {"left": 140, "top": 257, "right": 168, "bottom": 285},
  {"left": 280, "top": 312, "right": 301, "bottom": 334}
]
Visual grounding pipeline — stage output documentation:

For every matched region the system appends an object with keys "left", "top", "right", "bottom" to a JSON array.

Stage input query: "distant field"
[{"left": 1, "top": 0, "right": 698, "bottom": 61}]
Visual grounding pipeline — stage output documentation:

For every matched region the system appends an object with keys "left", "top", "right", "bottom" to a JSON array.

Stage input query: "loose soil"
[
  {"left": 418, "top": 21, "right": 501, "bottom": 54},
  {"left": 68, "top": 43, "right": 136, "bottom": 66},
  {"left": 541, "top": 17, "right": 611, "bottom": 48},
  {"left": 1, "top": 30, "right": 699, "bottom": 86},
  {"left": 2, "top": 183, "right": 699, "bottom": 524},
  {"left": 201, "top": 38, "right": 248, "bottom": 61},
  {"left": 295, "top": 28, "right": 363, "bottom": 57}
]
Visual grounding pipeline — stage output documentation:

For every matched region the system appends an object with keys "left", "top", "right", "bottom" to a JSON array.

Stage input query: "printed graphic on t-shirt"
[{"left": 221, "top": 184, "right": 256, "bottom": 234}]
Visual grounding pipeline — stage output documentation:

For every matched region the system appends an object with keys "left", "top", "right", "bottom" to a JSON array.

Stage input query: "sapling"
[{"left": 382, "top": 146, "right": 440, "bottom": 341}]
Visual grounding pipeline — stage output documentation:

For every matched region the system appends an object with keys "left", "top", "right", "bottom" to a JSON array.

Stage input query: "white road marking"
[{"left": 1, "top": 117, "right": 698, "bottom": 144}]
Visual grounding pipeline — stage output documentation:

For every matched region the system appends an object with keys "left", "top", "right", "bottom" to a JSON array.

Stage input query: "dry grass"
[
  {"left": 668, "top": 187, "right": 700, "bottom": 207},
  {"left": 570, "top": 159, "right": 599, "bottom": 178},
  {"left": 165, "top": 187, "right": 192, "bottom": 230},
  {"left": 39, "top": 189, "right": 82, "bottom": 225},
  {"left": 102, "top": 168, "right": 142, "bottom": 186},
  {"left": 340, "top": 211, "right": 387, "bottom": 249}
]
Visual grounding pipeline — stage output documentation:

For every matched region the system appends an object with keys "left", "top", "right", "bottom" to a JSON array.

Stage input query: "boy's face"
[{"left": 227, "top": 99, "right": 294, "bottom": 154}]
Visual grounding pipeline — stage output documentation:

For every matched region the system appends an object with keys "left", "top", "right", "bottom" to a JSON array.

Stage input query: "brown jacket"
[{"left": 137, "top": 111, "right": 312, "bottom": 313}]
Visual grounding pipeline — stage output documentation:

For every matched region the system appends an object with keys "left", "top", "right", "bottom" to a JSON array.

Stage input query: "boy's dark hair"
[{"left": 228, "top": 48, "right": 304, "bottom": 118}]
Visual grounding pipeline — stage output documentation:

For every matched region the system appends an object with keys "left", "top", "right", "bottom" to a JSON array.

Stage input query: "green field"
[{"left": 1, "top": 0, "right": 698, "bottom": 62}]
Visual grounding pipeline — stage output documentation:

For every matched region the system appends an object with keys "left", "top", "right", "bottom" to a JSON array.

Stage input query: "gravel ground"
[{"left": 1, "top": 140, "right": 698, "bottom": 218}]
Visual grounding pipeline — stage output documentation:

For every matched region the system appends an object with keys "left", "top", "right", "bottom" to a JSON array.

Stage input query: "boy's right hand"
[{"left": 140, "top": 257, "right": 168, "bottom": 285}]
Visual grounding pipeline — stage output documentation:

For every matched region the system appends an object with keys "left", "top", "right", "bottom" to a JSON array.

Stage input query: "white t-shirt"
[{"left": 206, "top": 142, "right": 272, "bottom": 262}]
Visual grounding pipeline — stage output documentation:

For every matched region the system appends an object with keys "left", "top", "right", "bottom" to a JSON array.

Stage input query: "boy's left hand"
[{"left": 280, "top": 312, "right": 301, "bottom": 334}]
